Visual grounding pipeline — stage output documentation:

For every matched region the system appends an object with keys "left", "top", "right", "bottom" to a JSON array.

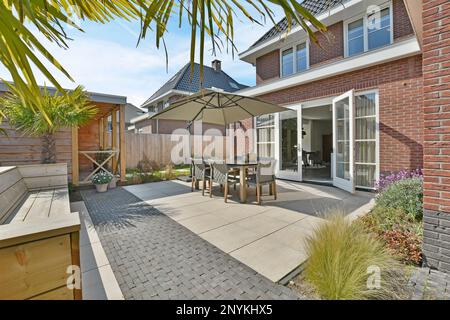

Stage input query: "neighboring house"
[
  {"left": 237, "top": 0, "right": 422, "bottom": 193},
  {"left": 106, "top": 103, "right": 144, "bottom": 131},
  {"left": 123, "top": 103, "right": 145, "bottom": 129},
  {"left": 131, "top": 60, "right": 248, "bottom": 134}
]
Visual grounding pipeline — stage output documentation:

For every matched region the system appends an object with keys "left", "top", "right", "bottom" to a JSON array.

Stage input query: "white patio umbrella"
[{"left": 150, "top": 89, "right": 287, "bottom": 125}]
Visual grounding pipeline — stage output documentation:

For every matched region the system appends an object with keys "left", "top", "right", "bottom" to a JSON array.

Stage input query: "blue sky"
[{"left": 0, "top": 6, "right": 284, "bottom": 107}]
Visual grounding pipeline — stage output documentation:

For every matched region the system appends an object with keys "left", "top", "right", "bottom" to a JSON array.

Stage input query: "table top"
[{"left": 226, "top": 162, "right": 258, "bottom": 167}]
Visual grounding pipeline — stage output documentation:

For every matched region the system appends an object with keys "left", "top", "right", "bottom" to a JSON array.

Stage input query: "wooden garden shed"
[{"left": 0, "top": 83, "right": 128, "bottom": 186}]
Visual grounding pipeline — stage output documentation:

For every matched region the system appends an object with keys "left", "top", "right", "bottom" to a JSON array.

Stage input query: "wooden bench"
[{"left": 0, "top": 164, "right": 81, "bottom": 300}]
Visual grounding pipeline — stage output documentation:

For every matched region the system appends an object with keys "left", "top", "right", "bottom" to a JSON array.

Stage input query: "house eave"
[
  {"left": 130, "top": 111, "right": 156, "bottom": 124},
  {"left": 141, "top": 90, "right": 193, "bottom": 108}
]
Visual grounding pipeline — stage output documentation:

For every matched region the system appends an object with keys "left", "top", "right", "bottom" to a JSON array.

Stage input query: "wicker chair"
[
  {"left": 191, "top": 159, "right": 210, "bottom": 196},
  {"left": 248, "top": 160, "right": 277, "bottom": 205},
  {"left": 209, "top": 162, "right": 238, "bottom": 202}
]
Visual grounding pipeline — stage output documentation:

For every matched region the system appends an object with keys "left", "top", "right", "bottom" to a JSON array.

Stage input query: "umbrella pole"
[{"left": 187, "top": 121, "right": 193, "bottom": 181}]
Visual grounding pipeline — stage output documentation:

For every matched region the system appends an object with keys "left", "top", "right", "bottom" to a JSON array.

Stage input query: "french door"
[
  {"left": 332, "top": 90, "right": 355, "bottom": 193},
  {"left": 276, "top": 106, "right": 302, "bottom": 181}
]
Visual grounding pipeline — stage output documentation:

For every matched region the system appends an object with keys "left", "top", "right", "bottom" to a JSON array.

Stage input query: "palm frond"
[{"left": 0, "top": 85, "right": 97, "bottom": 136}]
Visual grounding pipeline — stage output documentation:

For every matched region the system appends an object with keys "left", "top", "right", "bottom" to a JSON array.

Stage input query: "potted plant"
[{"left": 92, "top": 171, "right": 112, "bottom": 193}]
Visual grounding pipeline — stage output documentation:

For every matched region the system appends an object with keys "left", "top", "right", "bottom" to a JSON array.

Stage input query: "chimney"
[{"left": 211, "top": 59, "right": 221, "bottom": 72}]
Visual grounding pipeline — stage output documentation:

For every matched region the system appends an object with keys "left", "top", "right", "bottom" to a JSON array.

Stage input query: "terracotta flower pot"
[{"left": 95, "top": 183, "right": 108, "bottom": 193}]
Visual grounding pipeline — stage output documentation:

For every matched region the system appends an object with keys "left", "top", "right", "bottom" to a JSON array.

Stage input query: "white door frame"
[
  {"left": 332, "top": 89, "right": 355, "bottom": 193},
  {"left": 275, "top": 104, "right": 302, "bottom": 181}
]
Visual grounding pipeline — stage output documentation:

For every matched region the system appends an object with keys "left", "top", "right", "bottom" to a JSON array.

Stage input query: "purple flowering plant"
[{"left": 375, "top": 168, "right": 423, "bottom": 192}]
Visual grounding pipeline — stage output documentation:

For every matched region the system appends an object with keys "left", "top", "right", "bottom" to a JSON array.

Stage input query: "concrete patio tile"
[
  {"left": 235, "top": 214, "right": 291, "bottom": 237},
  {"left": 82, "top": 268, "right": 107, "bottom": 300},
  {"left": 82, "top": 265, "right": 124, "bottom": 300},
  {"left": 230, "top": 237, "right": 308, "bottom": 282},
  {"left": 293, "top": 216, "right": 325, "bottom": 231},
  {"left": 260, "top": 207, "right": 309, "bottom": 224},
  {"left": 150, "top": 194, "right": 211, "bottom": 209},
  {"left": 266, "top": 224, "right": 314, "bottom": 252},
  {"left": 72, "top": 200, "right": 124, "bottom": 300},
  {"left": 153, "top": 203, "right": 212, "bottom": 221},
  {"left": 207, "top": 204, "right": 269, "bottom": 222},
  {"left": 128, "top": 190, "right": 168, "bottom": 202},
  {"left": 71, "top": 201, "right": 101, "bottom": 247},
  {"left": 177, "top": 213, "right": 231, "bottom": 234},
  {"left": 200, "top": 224, "right": 263, "bottom": 253},
  {"left": 80, "top": 241, "right": 110, "bottom": 273}
]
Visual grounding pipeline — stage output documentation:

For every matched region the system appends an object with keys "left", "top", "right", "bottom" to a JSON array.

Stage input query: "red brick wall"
[
  {"left": 310, "top": 21, "right": 344, "bottom": 67},
  {"left": 258, "top": 55, "right": 424, "bottom": 173},
  {"left": 256, "top": 50, "right": 280, "bottom": 84},
  {"left": 394, "top": 0, "right": 415, "bottom": 40},
  {"left": 422, "top": 0, "right": 450, "bottom": 214}
]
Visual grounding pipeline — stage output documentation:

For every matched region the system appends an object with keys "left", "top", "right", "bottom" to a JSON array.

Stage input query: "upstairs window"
[
  {"left": 368, "top": 8, "right": 391, "bottom": 50},
  {"left": 281, "top": 41, "right": 309, "bottom": 78},
  {"left": 348, "top": 19, "right": 364, "bottom": 56},
  {"left": 281, "top": 48, "right": 294, "bottom": 77},
  {"left": 296, "top": 43, "right": 308, "bottom": 72},
  {"left": 345, "top": 4, "right": 392, "bottom": 57}
]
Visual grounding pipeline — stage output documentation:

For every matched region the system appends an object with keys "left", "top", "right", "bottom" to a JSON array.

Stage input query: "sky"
[{"left": 0, "top": 5, "right": 284, "bottom": 108}]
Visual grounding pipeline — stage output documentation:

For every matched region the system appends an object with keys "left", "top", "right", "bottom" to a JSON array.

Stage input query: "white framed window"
[
  {"left": 255, "top": 114, "right": 276, "bottom": 158},
  {"left": 354, "top": 90, "right": 379, "bottom": 189},
  {"left": 281, "top": 41, "right": 309, "bottom": 77},
  {"left": 281, "top": 48, "right": 294, "bottom": 77},
  {"left": 344, "top": 2, "right": 393, "bottom": 57}
]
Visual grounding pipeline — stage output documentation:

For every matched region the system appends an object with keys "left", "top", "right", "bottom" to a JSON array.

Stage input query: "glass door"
[
  {"left": 332, "top": 90, "right": 355, "bottom": 193},
  {"left": 277, "top": 107, "right": 302, "bottom": 181}
]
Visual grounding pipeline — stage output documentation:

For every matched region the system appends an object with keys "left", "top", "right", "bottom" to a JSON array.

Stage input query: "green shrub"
[
  {"left": 163, "top": 164, "right": 175, "bottom": 180},
  {"left": 359, "top": 206, "right": 423, "bottom": 265},
  {"left": 304, "top": 214, "right": 407, "bottom": 300},
  {"left": 137, "top": 154, "right": 154, "bottom": 175},
  {"left": 375, "top": 177, "right": 423, "bottom": 220},
  {"left": 360, "top": 207, "right": 419, "bottom": 234}
]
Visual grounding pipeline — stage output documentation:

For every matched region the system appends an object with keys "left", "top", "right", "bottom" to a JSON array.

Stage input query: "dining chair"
[
  {"left": 209, "top": 162, "right": 238, "bottom": 202},
  {"left": 248, "top": 159, "right": 277, "bottom": 205},
  {"left": 310, "top": 151, "right": 322, "bottom": 167},
  {"left": 191, "top": 159, "right": 210, "bottom": 196}
]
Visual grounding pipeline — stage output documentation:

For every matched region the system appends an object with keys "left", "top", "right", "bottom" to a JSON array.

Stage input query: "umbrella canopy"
[{"left": 150, "top": 89, "right": 286, "bottom": 125}]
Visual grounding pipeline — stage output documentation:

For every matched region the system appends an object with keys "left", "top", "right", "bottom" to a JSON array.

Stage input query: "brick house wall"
[
  {"left": 394, "top": 0, "right": 416, "bottom": 39},
  {"left": 309, "top": 21, "right": 344, "bottom": 67},
  {"left": 258, "top": 55, "right": 423, "bottom": 173},
  {"left": 256, "top": 50, "right": 280, "bottom": 84},
  {"left": 422, "top": 0, "right": 450, "bottom": 273},
  {"left": 254, "top": 0, "right": 414, "bottom": 85}
]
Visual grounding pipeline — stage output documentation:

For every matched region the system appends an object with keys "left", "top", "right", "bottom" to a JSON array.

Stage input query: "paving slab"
[{"left": 231, "top": 236, "right": 308, "bottom": 282}]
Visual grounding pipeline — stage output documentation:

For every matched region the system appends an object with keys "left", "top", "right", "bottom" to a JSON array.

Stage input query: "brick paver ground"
[
  {"left": 81, "top": 187, "right": 301, "bottom": 300},
  {"left": 409, "top": 268, "right": 450, "bottom": 300}
]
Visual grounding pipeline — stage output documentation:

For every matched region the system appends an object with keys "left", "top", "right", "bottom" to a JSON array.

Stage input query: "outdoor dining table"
[{"left": 226, "top": 162, "right": 258, "bottom": 203}]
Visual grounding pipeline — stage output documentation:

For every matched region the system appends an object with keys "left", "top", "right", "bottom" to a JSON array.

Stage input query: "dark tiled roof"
[
  {"left": 250, "top": 0, "right": 345, "bottom": 49},
  {"left": 142, "top": 63, "right": 248, "bottom": 107}
]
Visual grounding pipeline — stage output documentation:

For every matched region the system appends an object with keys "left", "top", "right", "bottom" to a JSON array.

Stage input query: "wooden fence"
[{"left": 125, "top": 132, "right": 249, "bottom": 168}]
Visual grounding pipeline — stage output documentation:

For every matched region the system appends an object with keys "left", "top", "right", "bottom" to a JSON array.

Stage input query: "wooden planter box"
[{"left": 0, "top": 164, "right": 81, "bottom": 300}]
